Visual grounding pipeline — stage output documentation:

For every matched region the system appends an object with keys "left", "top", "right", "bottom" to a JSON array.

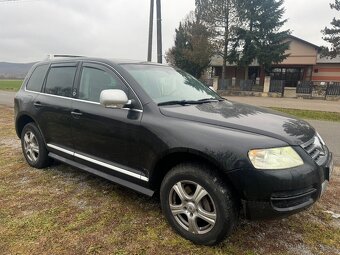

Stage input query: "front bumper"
[
  {"left": 229, "top": 149, "right": 333, "bottom": 220},
  {"left": 242, "top": 186, "right": 318, "bottom": 219}
]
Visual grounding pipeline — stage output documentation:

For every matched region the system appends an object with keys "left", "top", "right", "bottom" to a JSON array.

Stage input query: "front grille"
[{"left": 301, "top": 136, "right": 328, "bottom": 166}]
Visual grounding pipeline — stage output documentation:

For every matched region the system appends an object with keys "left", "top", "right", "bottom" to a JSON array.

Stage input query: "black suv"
[{"left": 15, "top": 57, "right": 333, "bottom": 245}]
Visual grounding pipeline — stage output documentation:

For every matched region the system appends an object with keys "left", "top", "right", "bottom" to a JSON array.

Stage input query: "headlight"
[{"left": 248, "top": 146, "right": 303, "bottom": 170}]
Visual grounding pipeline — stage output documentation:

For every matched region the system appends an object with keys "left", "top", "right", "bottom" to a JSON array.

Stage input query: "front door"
[{"left": 71, "top": 62, "right": 146, "bottom": 181}]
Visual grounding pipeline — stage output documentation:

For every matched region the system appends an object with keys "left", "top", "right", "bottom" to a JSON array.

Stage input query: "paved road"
[
  {"left": 227, "top": 96, "right": 340, "bottom": 113},
  {"left": 306, "top": 120, "right": 340, "bottom": 165},
  {"left": 1, "top": 90, "right": 339, "bottom": 164},
  {"left": 0, "top": 90, "right": 15, "bottom": 107}
]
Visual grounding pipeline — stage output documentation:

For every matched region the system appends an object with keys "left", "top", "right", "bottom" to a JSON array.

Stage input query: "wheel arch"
[
  {"left": 149, "top": 149, "right": 240, "bottom": 200},
  {"left": 16, "top": 113, "right": 38, "bottom": 138}
]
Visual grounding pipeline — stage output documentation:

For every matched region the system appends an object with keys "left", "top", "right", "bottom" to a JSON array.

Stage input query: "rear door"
[{"left": 34, "top": 62, "right": 78, "bottom": 158}]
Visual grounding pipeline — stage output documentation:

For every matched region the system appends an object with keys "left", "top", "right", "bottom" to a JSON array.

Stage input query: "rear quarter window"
[{"left": 26, "top": 64, "right": 49, "bottom": 92}]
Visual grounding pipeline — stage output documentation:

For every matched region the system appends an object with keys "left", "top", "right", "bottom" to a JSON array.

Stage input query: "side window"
[
  {"left": 44, "top": 66, "right": 77, "bottom": 97},
  {"left": 26, "top": 64, "right": 49, "bottom": 92},
  {"left": 79, "top": 64, "right": 127, "bottom": 103}
]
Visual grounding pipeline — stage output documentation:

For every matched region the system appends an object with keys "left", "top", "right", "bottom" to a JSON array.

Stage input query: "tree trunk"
[
  {"left": 259, "top": 65, "right": 265, "bottom": 86},
  {"left": 245, "top": 66, "right": 249, "bottom": 80},
  {"left": 222, "top": 0, "right": 230, "bottom": 83},
  {"left": 222, "top": 57, "right": 226, "bottom": 81}
]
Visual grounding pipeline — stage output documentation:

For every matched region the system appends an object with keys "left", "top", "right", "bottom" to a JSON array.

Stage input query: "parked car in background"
[{"left": 14, "top": 57, "right": 333, "bottom": 245}]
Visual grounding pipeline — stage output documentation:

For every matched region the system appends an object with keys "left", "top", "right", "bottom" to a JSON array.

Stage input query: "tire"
[
  {"left": 160, "top": 163, "right": 238, "bottom": 245},
  {"left": 21, "top": 123, "right": 51, "bottom": 169}
]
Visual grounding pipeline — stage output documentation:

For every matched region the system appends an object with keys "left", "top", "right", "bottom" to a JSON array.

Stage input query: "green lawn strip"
[
  {"left": 0, "top": 80, "right": 23, "bottom": 91},
  {"left": 270, "top": 107, "right": 340, "bottom": 122}
]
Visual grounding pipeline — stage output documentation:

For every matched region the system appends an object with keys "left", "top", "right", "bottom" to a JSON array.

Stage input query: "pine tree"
[
  {"left": 166, "top": 14, "right": 212, "bottom": 78},
  {"left": 195, "top": 0, "right": 289, "bottom": 83},
  {"left": 166, "top": 22, "right": 190, "bottom": 71},
  {"left": 322, "top": 0, "right": 340, "bottom": 58},
  {"left": 230, "top": 0, "right": 290, "bottom": 80}
]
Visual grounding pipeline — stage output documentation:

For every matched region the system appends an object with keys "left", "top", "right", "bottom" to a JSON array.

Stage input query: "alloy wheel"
[
  {"left": 23, "top": 131, "right": 39, "bottom": 163},
  {"left": 169, "top": 180, "right": 217, "bottom": 235}
]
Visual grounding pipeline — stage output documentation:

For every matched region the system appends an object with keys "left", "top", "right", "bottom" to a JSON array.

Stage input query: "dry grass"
[{"left": 0, "top": 106, "right": 339, "bottom": 255}]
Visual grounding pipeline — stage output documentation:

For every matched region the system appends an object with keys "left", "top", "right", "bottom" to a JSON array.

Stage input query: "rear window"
[
  {"left": 44, "top": 66, "right": 77, "bottom": 97},
  {"left": 26, "top": 64, "right": 49, "bottom": 92}
]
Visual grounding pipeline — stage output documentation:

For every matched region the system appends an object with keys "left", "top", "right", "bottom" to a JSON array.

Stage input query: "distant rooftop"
[{"left": 287, "top": 35, "right": 320, "bottom": 49}]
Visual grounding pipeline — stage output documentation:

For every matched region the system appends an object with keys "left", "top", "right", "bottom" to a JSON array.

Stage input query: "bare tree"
[{"left": 195, "top": 0, "right": 240, "bottom": 80}]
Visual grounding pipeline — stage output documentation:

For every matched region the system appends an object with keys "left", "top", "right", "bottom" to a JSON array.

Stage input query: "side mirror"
[{"left": 100, "top": 89, "right": 130, "bottom": 109}]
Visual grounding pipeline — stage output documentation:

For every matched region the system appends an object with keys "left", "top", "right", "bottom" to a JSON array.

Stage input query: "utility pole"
[
  {"left": 147, "top": 0, "right": 154, "bottom": 62},
  {"left": 156, "top": 0, "right": 162, "bottom": 63}
]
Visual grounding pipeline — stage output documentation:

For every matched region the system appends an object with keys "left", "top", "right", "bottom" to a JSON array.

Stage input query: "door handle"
[
  {"left": 34, "top": 101, "right": 43, "bottom": 108},
  {"left": 71, "top": 110, "right": 83, "bottom": 117}
]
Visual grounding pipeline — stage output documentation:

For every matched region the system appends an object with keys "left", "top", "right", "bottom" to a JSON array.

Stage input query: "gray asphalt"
[
  {"left": 228, "top": 96, "right": 340, "bottom": 113},
  {"left": 0, "top": 90, "right": 16, "bottom": 107},
  {"left": 306, "top": 120, "right": 340, "bottom": 165},
  {"left": 1, "top": 91, "right": 339, "bottom": 165}
]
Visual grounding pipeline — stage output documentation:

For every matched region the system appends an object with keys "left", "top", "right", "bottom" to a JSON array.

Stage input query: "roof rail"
[{"left": 45, "top": 54, "right": 84, "bottom": 60}]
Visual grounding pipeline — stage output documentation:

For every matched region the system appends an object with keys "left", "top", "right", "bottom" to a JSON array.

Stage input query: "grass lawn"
[
  {"left": 0, "top": 106, "right": 339, "bottom": 254},
  {"left": 270, "top": 107, "right": 340, "bottom": 122},
  {"left": 0, "top": 80, "right": 23, "bottom": 91}
]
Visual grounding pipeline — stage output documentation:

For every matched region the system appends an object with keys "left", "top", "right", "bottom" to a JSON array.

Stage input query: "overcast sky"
[{"left": 0, "top": 0, "right": 337, "bottom": 63}]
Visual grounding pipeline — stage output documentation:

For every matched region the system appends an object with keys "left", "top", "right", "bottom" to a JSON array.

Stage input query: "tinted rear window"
[
  {"left": 26, "top": 64, "right": 49, "bottom": 92},
  {"left": 44, "top": 66, "right": 77, "bottom": 97}
]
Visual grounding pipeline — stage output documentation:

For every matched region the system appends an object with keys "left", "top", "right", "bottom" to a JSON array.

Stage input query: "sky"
[{"left": 0, "top": 0, "right": 337, "bottom": 63}]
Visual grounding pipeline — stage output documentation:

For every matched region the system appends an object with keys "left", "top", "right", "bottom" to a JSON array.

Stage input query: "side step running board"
[{"left": 48, "top": 152, "right": 154, "bottom": 197}]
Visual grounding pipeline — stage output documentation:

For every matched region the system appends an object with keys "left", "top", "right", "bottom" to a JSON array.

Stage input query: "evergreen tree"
[
  {"left": 230, "top": 0, "right": 290, "bottom": 79},
  {"left": 166, "top": 22, "right": 190, "bottom": 71},
  {"left": 166, "top": 14, "right": 212, "bottom": 78},
  {"left": 322, "top": 0, "right": 340, "bottom": 58}
]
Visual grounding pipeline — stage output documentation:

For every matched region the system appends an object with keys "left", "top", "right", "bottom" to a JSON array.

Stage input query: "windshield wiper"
[
  {"left": 197, "top": 98, "right": 221, "bottom": 102},
  {"left": 158, "top": 100, "right": 203, "bottom": 106},
  {"left": 158, "top": 98, "right": 222, "bottom": 106}
]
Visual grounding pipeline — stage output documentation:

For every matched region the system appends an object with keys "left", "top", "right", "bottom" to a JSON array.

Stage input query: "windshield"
[{"left": 120, "top": 64, "right": 220, "bottom": 104}]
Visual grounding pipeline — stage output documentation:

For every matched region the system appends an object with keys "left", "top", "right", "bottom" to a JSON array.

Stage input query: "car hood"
[{"left": 159, "top": 100, "right": 315, "bottom": 145}]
